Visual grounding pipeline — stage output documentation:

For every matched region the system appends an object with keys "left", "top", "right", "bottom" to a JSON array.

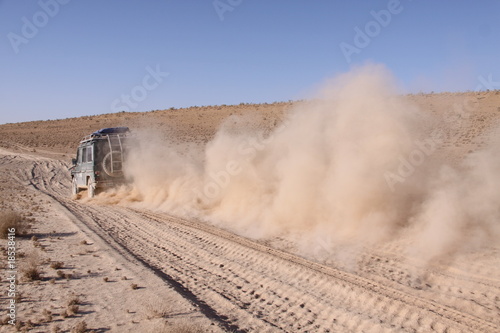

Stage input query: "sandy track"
[{"left": 8, "top": 151, "right": 500, "bottom": 332}]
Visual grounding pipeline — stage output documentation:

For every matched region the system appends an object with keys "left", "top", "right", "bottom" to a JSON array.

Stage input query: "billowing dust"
[{"left": 94, "top": 64, "right": 500, "bottom": 266}]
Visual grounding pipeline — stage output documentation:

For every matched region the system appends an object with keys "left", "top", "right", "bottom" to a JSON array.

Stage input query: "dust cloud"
[{"left": 99, "top": 64, "right": 499, "bottom": 265}]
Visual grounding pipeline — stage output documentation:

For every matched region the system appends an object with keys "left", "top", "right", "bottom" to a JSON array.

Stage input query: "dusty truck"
[{"left": 70, "top": 127, "right": 131, "bottom": 198}]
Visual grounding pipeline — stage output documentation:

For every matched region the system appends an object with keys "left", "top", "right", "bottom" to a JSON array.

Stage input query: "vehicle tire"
[
  {"left": 87, "top": 178, "right": 95, "bottom": 198},
  {"left": 71, "top": 177, "right": 79, "bottom": 196}
]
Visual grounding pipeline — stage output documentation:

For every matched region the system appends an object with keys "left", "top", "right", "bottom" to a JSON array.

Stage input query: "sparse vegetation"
[
  {"left": 50, "top": 261, "right": 64, "bottom": 269},
  {"left": 158, "top": 322, "right": 205, "bottom": 333},
  {"left": 67, "top": 296, "right": 81, "bottom": 306},
  {"left": 42, "top": 309, "right": 52, "bottom": 323},
  {"left": 0, "top": 210, "right": 27, "bottom": 238},
  {"left": 22, "top": 266, "right": 41, "bottom": 281},
  {"left": 71, "top": 320, "right": 87, "bottom": 333},
  {"left": 66, "top": 304, "right": 79, "bottom": 317},
  {"left": 145, "top": 299, "right": 173, "bottom": 319},
  {"left": 21, "top": 251, "right": 42, "bottom": 281},
  {"left": 130, "top": 283, "right": 138, "bottom": 290}
]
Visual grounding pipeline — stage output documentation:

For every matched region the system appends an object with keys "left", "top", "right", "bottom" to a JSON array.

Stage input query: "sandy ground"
[
  {"left": 0, "top": 148, "right": 220, "bottom": 332},
  {"left": 0, "top": 92, "right": 499, "bottom": 332}
]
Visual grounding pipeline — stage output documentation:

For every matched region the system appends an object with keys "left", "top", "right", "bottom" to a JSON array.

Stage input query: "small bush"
[
  {"left": 21, "top": 251, "right": 42, "bottom": 281},
  {"left": 66, "top": 305, "right": 79, "bottom": 316},
  {"left": 130, "top": 283, "right": 138, "bottom": 290},
  {"left": 22, "top": 266, "right": 41, "bottom": 281},
  {"left": 145, "top": 299, "right": 172, "bottom": 319},
  {"left": 0, "top": 210, "right": 27, "bottom": 238},
  {"left": 67, "top": 296, "right": 81, "bottom": 306},
  {"left": 161, "top": 322, "right": 205, "bottom": 333},
  {"left": 42, "top": 309, "right": 52, "bottom": 323},
  {"left": 50, "top": 261, "right": 64, "bottom": 269},
  {"left": 71, "top": 321, "right": 87, "bottom": 333}
]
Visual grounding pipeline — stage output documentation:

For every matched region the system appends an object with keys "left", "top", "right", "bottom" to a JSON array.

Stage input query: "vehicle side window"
[
  {"left": 86, "top": 146, "right": 93, "bottom": 162},
  {"left": 82, "top": 147, "right": 87, "bottom": 163},
  {"left": 78, "top": 148, "right": 83, "bottom": 164}
]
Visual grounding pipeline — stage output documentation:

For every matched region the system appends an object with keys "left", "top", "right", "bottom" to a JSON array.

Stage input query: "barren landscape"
[{"left": 1, "top": 69, "right": 500, "bottom": 332}]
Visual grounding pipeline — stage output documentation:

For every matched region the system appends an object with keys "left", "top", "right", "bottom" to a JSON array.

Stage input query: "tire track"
[
  {"left": 10, "top": 153, "right": 500, "bottom": 332},
  {"left": 132, "top": 209, "right": 498, "bottom": 333}
]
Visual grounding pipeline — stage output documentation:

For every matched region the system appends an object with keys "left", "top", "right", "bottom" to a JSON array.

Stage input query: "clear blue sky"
[{"left": 1, "top": 0, "right": 499, "bottom": 124}]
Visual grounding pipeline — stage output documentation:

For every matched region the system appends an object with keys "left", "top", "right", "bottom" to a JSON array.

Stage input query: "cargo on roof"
[{"left": 92, "top": 127, "right": 130, "bottom": 136}]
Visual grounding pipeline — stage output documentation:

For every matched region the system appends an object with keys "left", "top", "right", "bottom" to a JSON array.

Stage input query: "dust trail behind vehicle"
[{"left": 99, "top": 64, "right": 499, "bottom": 267}]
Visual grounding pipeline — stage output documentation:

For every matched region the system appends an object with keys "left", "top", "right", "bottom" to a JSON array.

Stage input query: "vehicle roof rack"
[{"left": 80, "top": 127, "right": 130, "bottom": 143}]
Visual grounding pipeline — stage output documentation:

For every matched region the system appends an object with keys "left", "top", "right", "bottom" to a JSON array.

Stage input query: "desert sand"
[{"left": 0, "top": 72, "right": 499, "bottom": 332}]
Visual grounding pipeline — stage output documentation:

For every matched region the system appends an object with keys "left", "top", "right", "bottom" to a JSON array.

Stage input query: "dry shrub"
[
  {"left": 158, "top": 321, "right": 205, "bottom": 333},
  {"left": 0, "top": 210, "right": 27, "bottom": 238},
  {"left": 145, "top": 298, "right": 173, "bottom": 319},
  {"left": 67, "top": 296, "right": 81, "bottom": 306},
  {"left": 71, "top": 321, "right": 87, "bottom": 333},
  {"left": 42, "top": 309, "right": 52, "bottom": 323},
  {"left": 66, "top": 305, "right": 79, "bottom": 316},
  {"left": 22, "top": 266, "right": 41, "bottom": 281},
  {"left": 21, "top": 251, "right": 42, "bottom": 281},
  {"left": 50, "top": 261, "right": 64, "bottom": 269}
]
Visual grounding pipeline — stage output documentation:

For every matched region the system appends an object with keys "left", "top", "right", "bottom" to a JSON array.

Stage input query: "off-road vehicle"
[{"left": 70, "top": 127, "right": 131, "bottom": 198}]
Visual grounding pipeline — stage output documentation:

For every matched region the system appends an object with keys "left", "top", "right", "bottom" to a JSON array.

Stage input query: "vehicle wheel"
[
  {"left": 102, "top": 151, "right": 123, "bottom": 177},
  {"left": 71, "top": 177, "right": 79, "bottom": 196},
  {"left": 87, "top": 178, "right": 95, "bottom": 198}
]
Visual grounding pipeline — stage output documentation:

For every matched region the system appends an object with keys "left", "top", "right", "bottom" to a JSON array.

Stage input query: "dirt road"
[{"left": 2, "top": 147, "right": 498, "bottom": 332}]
